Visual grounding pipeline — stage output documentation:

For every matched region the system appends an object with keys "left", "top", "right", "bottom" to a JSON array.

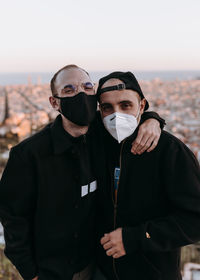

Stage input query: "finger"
[
  {"left": 136, "top": 133, "right": 152, "bottom": 154},
  {"left": 100, "top": 234, "right": 110, "bottom": 245},
  {"left": 113, "top": 252, "right": 121, "bottom": 259},
  {"left": 112, "top": 253, "right": 119, "bottom": 258},
  {"left": 137, "top": 135, "right": 155, "bottom": 154},
  {"left": 147, "top": 137, "right": 159, "bottom": 152},
  {"left": 113, "top": 251, "right": 126, "bottom": 259},
  {"left": 106, "top": 247, "right": 117, "bottom": 257},
  {"left": 103, "top": 241, "right": 113, "bottom": 250},
  {"left": 133, "top": 127, "right": 155, "bottom": 154},
  {"left": 135, "top": 133, "right": 151, "bottom": 154},
  {"left": 131, "top": 130, "right": 144, "bottom": 153},
  {"left": 146, "top": 127, "right": 161, "bottom": 153},
  {"left": 131, "top": 145, "right": 137, "bottom": 155}
]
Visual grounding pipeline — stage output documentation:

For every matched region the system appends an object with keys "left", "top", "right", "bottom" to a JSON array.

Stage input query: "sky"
[{"left": 0, "top": 0, "right": 200, "bottom": 72}]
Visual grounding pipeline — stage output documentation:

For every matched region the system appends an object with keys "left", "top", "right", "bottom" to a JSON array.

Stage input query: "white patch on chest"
[{"left": 81, "top": 180, "right": 97, "bottom": 197}]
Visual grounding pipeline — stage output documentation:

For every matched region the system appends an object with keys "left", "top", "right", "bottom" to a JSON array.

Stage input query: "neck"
[{"left": 61, "top": 115, "right": 89, "bottom": 137}]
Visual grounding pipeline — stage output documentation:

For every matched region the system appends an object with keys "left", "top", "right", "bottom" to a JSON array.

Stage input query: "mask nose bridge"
[
  {"left": 112, "top": 111, "right": 126, "bottom": 120},
  {"left": 109, "top": 112, "right": 118, "bottom": 122}
]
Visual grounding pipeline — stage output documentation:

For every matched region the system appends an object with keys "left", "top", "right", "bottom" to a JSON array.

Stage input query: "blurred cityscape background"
[
  {"left": 0, "top": 71, "right": 200, "bottom": 279},
  {"left": 1, "top": 71, "right": 199, "bottom": 177},
  {"left": 0, "top": 0, "right": 200, "bottom": 278}
]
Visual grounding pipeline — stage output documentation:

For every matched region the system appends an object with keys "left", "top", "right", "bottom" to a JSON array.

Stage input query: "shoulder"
[
  {"left": 158, "top": 130, "right": 197, "bottom": 163},
  {"left": 160, "top": 130, "right": 189, "bottom": 149},
  {"left": 11, "top": 123, "right": 52, "bottom": 157}
]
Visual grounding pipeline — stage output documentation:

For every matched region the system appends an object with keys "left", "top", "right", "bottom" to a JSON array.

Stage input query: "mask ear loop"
[{"left": 135, "top": 101, "right": 141, "bottom": 121}]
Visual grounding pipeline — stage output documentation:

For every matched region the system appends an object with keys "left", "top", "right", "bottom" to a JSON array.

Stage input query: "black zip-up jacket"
[
  {"left": 0, "top": 115, "right": 99, "bottom": 280},
  {"left": 0, "top": 111, "right": 165, "bottom": 280},
  {"left": 96, "top": 127, "right": 200, "bottom": 280}
]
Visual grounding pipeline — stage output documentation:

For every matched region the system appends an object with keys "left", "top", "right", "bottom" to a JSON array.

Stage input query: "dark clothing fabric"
[
  {"left": 72, "top": 262, "right": 95, "bottom": 280},
  {"left": 0, "top": 111, "right": 165, "bottom": 280},
  {"left": 96, "top": 127, "right": 200, "bottom": 280},
  {"left": 0, "top": 115, "right": 99, "bottom": 280}
]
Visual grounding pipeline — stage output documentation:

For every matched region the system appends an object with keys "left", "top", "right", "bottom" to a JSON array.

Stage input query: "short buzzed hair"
[{"left": 50, "top": 64, "right": 90, "bottom": 96}]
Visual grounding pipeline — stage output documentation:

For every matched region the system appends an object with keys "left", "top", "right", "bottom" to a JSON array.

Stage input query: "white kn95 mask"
[{"left": 103, "top": 108, "right": 140, "bottom": 143}]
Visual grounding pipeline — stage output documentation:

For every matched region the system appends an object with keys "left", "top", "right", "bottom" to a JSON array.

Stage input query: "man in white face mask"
[
  {"left": 97, "top": 71, "right": 148, "bottom": 145},
  {"left": 94, "top": 71, "right": 200, "bottom": 280},
  {"left": 100, "top": 84, "right": 145, "bottom": 144}
]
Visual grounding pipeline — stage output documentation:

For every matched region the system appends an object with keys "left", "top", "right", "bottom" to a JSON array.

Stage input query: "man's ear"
[
  {"left": 140, "top": 99, "right": 146, "bottom": 114},
  {"left": 98, "top": 100, "right": 103, "bottom": 116},
  {"left": 49, "top": 96, "right": 60, "bottom": 111}
]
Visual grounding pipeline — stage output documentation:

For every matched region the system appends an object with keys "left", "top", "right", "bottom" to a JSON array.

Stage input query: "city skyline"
[{"left": 1, "top": 0, "right": 200, "bottom": 72}]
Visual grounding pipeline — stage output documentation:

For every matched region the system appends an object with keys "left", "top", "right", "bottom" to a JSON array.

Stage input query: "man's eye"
[
  {"left": 83, "top": 82, "right": 94, "bottom": 90},
  {"left": 121, "top": 103, "right": 131, "bottom": 109},
  {"left": 101, "top": 105, "right": 112, "bottom": 111},
  {"left": 62, "top": 84, "right": 76, "bottom": 94},
  {"left": 62, "top": 88, "right": 74, "bottom": 94}
]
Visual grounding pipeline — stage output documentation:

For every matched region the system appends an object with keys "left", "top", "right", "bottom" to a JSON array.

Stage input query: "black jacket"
[
  {"left": 0, "top": 115, "right": 99, "bottom": 280},
  {"left": 96, "top": 128, "right": 200, "bottom": 280},
  {"left": 0, "top": 111, "right": 165, "bottom": 280}
]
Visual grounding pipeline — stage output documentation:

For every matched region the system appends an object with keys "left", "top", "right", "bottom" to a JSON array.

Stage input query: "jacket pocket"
[
  {"left": 141, "top": 253, "right": 162, "bottom": 280},
  {"left": 115, "top": 253, "right": 162, "bottom": 280}
]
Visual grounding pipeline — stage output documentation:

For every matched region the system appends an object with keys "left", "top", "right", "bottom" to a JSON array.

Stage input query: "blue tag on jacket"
[{"left": 114, "top": 167, "right": 120, "bottom": 190}]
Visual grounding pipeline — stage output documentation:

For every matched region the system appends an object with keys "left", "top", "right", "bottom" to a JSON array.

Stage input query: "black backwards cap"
[{"left": 96, "top": 71, "right": 149, "bottom": 111}]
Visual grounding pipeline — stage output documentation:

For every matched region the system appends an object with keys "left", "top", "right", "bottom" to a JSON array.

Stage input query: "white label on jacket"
[
  {"left": 90, "top": 180, "right": 97, "bottom": 192},
  {"left": 81, "top": 184, "right": 89, "bottom": 197},
  {"left": 81, "top": 180, "right": 97, "bottom": 197}
]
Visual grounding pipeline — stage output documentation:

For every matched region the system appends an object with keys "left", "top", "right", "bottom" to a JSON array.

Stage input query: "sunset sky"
[{"left": 1, "top": 0, "right": 200, "bottom": 72}]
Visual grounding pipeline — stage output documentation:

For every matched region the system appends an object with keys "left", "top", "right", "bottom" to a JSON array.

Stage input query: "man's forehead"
[
  {"left": 100, "top": 90, "right": 140, "bottom": 103},
  {"left": 56, "top": 68, "right": 90, "bottom": 85},
  {"left": 101, "top": 78, "right": 123, "bottom": 88}
]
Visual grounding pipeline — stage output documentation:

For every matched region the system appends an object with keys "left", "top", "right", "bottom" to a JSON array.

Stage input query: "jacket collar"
[{"left": 50, "top": 114, "right": 74, "bottom": 155}]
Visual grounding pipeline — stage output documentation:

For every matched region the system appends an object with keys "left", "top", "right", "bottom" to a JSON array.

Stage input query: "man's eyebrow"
[
  {"left": 63, "top": 82, "right": 93, "bottom": 89},
  {"left": 100, "top": 102, "right": 112, "bottom": 106},
  {"left": 63, "top": 84, "right": 74, "bottom": 89},
  {"left": 119, "top": 100, "right": 133, "bottom": 104}
]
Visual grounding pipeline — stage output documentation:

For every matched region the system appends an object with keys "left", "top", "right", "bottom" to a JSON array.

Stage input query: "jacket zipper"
[{"left": 112, "top": 140, "right": 125, "bottom": 280}]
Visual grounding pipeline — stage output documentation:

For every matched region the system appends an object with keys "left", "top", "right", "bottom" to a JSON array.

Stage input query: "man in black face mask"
[
  {"left": 0, "top": 64, "right": 165, "bottom": 280},
  {"left": 51, "top": 70, "right": 97, "bottom": 126},
  {"left": 49, "top": 65, "right": 97, "bottom": 133}
]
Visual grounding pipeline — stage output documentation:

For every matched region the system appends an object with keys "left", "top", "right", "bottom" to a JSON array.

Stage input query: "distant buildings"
[{"left": 0, "top": 79, "right": 200, "bottom": 167}]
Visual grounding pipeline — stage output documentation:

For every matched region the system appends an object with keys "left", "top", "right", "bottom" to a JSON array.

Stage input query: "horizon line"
[{"left": 0, "top": 69, "right": 200, "bottom": 74}]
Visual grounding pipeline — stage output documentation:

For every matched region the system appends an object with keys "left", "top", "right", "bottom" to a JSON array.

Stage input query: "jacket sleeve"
[
  {"left": 141, "top": 111, "right": 166, "bottom": 129},
  {"left": 122, "top": 139, "right": 200, "bottom": 254},
  {"left": 0, "top": 147, "right": 38, "bottom": 279}
]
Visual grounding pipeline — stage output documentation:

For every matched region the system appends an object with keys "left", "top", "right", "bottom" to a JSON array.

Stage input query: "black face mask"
[{"left": 55, "top": 92, "right": 97, "bottom": 126}]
